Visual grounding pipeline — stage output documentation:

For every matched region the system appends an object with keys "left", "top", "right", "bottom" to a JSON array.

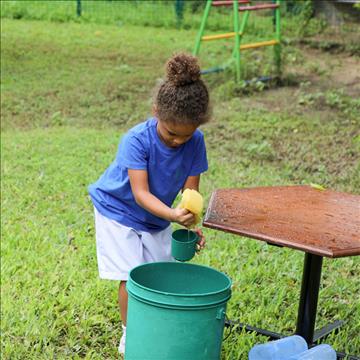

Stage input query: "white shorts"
[{"left": 94, "top": 207, "right": 173, "bottom": 281}]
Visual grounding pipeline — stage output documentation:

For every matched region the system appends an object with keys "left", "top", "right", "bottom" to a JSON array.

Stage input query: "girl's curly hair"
[{"left": 154, "top": 53, "right": 211, "bottom": 126}]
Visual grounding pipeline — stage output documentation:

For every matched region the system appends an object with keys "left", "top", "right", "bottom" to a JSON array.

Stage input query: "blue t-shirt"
[{"left": 88, "top": 118, "right": 208, "bottom": 232}]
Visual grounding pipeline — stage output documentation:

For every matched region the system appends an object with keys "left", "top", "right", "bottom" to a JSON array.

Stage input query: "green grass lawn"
[{"left": 1, "top": 18, "right": 359, "bottom": 359}]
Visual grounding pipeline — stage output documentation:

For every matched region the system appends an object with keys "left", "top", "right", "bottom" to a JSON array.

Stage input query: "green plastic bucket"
[{"left": 125, "top": 262, "right": 232, "bottom": 360}]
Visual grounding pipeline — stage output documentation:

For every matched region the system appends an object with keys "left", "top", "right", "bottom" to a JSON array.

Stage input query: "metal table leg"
[
  {"left": 295, "top": 252, "right": 323, "bottom": 344},
  {"left": 295, "top": 253, "right": 345, "bottom": 344},
  {"left": 226, "top": 252, "right": 359, "bottom": 359},
  {"left": 294, "top": 253, "right": 359, "bottom": 360}
]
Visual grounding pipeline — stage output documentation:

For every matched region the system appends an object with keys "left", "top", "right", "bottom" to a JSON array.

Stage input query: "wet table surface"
[{"left": 203, "top": 185, "right": 360, "bottom": 258}]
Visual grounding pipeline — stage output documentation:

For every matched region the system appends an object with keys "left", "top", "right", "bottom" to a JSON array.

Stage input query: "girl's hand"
[
  {"left": 194, "top": 228, "right": 206, "bottom": 252},
  {"left": 170, "top": 207, "right": 196, "bottom": 228}
]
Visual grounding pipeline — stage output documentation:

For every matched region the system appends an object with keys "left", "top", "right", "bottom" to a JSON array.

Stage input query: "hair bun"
[{"left": 166, "top": 53, "right": 201, "bottom": 86}]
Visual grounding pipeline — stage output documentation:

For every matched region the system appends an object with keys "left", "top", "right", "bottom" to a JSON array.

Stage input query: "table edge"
[{"left": 203, "top": 221, "right": 360, "bottom": 258}]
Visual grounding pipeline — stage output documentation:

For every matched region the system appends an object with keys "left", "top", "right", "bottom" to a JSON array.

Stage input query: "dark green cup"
[{"left": 171, "top": 229, "right": 199, "bottom": 262}]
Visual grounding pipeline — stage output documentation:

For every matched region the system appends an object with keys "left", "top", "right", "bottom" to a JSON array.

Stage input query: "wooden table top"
[{"left": 203, "top": 186, "right": 360, "bottom": 258}]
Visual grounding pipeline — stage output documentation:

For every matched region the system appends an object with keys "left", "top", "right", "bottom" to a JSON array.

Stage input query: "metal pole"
[
  {"left": 193, "top": 0, "right": 212, "bottom": 56},
  {"left": 175, "top": 0, "right": 185, "bottom": 28},
  {"left": 274, "top": 0, "right": 281, "bottom": 76},
  {"left": 76, "top": 0, "right": 82, "bottom": 17},
  {"left": 233, "top": 0, "right": 241, "bottom": 82},
  {"left": 295, "top": 253, "right": 323, "bottom": 345}
]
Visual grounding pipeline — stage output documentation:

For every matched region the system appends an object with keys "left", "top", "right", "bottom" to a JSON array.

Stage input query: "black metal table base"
[
  {"left": 225, "top": 320, "right": 360, "bottom": 360},
  {"left": 225, "top": 252, "right": 359, "bottom": 360},
  {"left": 313, "top": 320, "right": 344, "bottom": 342},
  {"left": 225, "top": 319, "right": 283, "bottom": 340}
]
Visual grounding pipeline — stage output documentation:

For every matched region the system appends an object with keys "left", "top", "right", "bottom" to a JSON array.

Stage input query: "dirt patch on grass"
[
  {"left": 221, "top": 41, "right": 360, "bottom": 191},
  {"left": 241, "top": 44, "right": 360, "bottom": 114}
]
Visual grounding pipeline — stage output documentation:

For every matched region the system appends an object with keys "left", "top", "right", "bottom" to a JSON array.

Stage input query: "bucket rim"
[
  {"left": 128, "top": 261, "right": 232, "bottom": 298},
  {"left": 172, "top": 229, "right": 198, "bottom": 243},
  {"left": 172, "top": 237, "right": 197, "bottom": 244}
]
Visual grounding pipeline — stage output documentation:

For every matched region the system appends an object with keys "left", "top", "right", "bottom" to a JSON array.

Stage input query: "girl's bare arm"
[
  {"left": 182, "top": 175, "right": 200, "bottom": 192},
  {"left": 182, "top": 174, "right": 206, "bottom": 250},
  {"left": 128, "top": 169, "right": 195, "bottom": 227}
]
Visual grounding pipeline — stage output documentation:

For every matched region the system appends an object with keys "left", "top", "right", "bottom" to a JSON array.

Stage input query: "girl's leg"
[
  {"left": 118, "top": 281, "right": 127, "bottom": 354},
  {"left": 118, "top": 281, "right": 128, "bottom": 326}
]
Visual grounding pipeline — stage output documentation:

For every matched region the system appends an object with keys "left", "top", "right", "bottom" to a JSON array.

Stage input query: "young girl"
[{"left": 88, "top": 52, "right": 211, "bottom": 354}]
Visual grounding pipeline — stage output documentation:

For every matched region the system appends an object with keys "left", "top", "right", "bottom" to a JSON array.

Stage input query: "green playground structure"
[{"left": 193, "top": 0, "right": 281, "bottom": 83}]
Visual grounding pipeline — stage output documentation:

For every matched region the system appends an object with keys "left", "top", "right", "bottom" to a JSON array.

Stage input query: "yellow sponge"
[{"left": 179, "top": 189, "right": 203, "bottom": 225}]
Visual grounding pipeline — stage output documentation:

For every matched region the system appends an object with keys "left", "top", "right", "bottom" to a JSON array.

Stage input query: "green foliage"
[
  {"left": 0, "top": 0, "right": 329, "bottom": 36},
  {"left": 0, "top": 0, "right": 255, "bottom": 31},
  {"left": 1, "top": 18, "right": 360, "bottom": 359},
  {"left": 282, "top": 0, "right": 329, "bottom": 38}
]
